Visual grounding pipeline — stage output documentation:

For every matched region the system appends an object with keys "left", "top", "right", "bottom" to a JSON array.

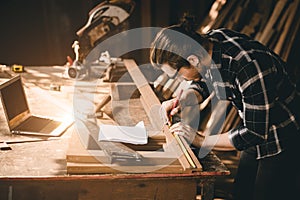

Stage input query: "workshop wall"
[
  {"left": 0, "top": 0, "right": 99, "bottom": 66},
  {"left": 0, "top": 0, "right": 213, "bottom": 66},
  {"left": 0, "top": 0, "right": 299, "bottom": 86}
]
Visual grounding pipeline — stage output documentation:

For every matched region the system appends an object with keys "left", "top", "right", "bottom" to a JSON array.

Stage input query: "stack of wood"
[{"left": 198, "top": 0, "right": 300, "bottom": 61}]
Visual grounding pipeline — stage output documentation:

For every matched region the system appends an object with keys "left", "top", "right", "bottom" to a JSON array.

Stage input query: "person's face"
[{"left": 161, "top": 63, "right": 201, "bottom": 81}]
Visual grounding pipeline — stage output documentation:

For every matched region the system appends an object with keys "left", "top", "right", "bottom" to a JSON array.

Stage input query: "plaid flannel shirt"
[{"left": 197, "top": 28, "right": 300, "bottom": 159}]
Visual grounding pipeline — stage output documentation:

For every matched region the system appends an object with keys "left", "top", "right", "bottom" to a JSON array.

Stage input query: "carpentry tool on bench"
[
  {"left": 0, "top": 142, "right": 11, "bottom": 150},
  {"left": 81, "top": 119, "right": 143, "bottom": 164},
  {"left": 85, "top": 94, "right": 112, "bottom": 119},
  {"left": 99, "top": 140, "right": 142, "bottom": 163},
  {"left": 0, "top": 138, "right": 60, "bottom": 151},
  {"left": 94, "top": 94, "right": 112, "bottom": 118}
]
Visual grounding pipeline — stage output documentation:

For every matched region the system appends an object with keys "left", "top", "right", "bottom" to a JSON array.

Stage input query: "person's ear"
[{"left": 187, "top": 55, "right": 199, "bottom": 66}]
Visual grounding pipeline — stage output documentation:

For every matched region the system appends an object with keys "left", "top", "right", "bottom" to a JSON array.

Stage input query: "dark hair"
[{"left": 150, "top": 13, "right": 210, "bottom": 70}]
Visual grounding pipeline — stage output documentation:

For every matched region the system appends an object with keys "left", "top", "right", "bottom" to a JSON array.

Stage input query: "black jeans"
[{"left": 233, "top": 137, "right": 300, "bottom": 200}]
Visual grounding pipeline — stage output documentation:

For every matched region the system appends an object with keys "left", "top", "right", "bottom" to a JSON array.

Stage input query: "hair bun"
[{"left": 180, "top": 13, "right": 197, "bottom": 32}]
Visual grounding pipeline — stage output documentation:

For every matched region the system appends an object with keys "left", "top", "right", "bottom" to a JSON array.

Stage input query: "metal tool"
[
  {"left": 82, "top": 119, "right": 143, "bottom": 163},
  {"left": 0, "top": 142, "right": 11, "bottom": 150},
  {"left": 99, "top": 141, "right": 142, "bottom": 163},
  {"left": 0, "top": 138, "right": 60, "bottom": 151},
  {"left": 11, "top": 64, "right": 24, "bottom": 73}
]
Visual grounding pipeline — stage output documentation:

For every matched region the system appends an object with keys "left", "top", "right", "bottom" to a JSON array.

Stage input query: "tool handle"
[
  {"left": 95, "top": 95, "right": 111, "bottom": 112},
  {"left": 169, "top": 89, "right": 183, "bottom": 123}
]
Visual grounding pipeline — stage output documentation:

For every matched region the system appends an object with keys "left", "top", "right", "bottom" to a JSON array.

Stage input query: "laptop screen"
[{"left": 0, "top": 76, "right": 29, "bottom": 121}]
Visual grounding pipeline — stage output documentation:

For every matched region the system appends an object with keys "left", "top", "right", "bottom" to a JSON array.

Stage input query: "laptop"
[{"left": 0, "top": 75, "right": 73, "bottom": 137}]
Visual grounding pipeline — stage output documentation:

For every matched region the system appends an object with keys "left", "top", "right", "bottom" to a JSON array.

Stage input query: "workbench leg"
[{"left": 199, "top": 180, "right": 215, "bottom": 200}]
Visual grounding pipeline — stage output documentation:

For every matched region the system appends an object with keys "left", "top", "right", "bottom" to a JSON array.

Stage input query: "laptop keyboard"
[{"left": 14, "top": 116, "right": 62, "bottom": 133}]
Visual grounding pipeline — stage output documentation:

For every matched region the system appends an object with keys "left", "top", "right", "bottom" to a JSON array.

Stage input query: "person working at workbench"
[{"left": 150, "top": 15, "right": 300, "bottom": 200}]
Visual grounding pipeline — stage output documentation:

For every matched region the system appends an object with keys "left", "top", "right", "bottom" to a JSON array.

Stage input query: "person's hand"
[
  {"left": 159, "top": 98, "right": 182, "bottom": 125},
  {"left": 159, "top": 89, "right": 201, "bottom": 125},
  {"left": 169, "top": 122, "right": 204, "bottom": 147}
]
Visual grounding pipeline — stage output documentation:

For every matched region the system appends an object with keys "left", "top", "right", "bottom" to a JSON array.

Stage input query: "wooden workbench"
[{"left": 0, "top": 65, "right": 230, "bottom": 200}]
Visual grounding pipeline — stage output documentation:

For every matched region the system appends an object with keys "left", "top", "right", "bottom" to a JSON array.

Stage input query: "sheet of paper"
[{"left": 98, "top": 121, "right": 148, "bottom": 145}]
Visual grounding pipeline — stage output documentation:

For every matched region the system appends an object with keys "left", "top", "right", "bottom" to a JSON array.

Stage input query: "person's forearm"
[{"left": 201, "top": 132, "right": 235, "bottom": 151}]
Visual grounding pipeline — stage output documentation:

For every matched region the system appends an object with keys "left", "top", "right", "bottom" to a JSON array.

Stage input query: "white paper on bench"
[{"left": 98, "top": 121, "right": 148, "bottom": 145}]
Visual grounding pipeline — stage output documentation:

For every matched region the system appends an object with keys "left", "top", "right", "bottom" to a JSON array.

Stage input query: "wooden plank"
[
  {"left": 123, "top": 59, "right": 165, "bottom": 131},
  {"left": 77, "top": 178, "right": 197, "bottom": 200},
  {"left": 211, "top": 0, "right": 240, "bottom": 30},
  {"left": 198, "top": 0, "right": 227, "bottom": 33},
  {"left": 274, "top": 0, "right": 299, "bottom": 56},
  {"left": 78, "top": 180, "right": 196, "bottom": 200},
  {"left": 124, "top": 59, "right": 203, "bottom": 172},
  {"left": 0, "top": 177, "right": 197, "bottom": 200},
  {"left": 232, "top": 114, "right": 242, "bottom": 129},
  {"left": 256, "top": 0, "right": 288, "bottom": 45},
  {"left": 254, "top": 0, "right": 275, "bottom": 40},
  {"left": 67, "top": 162, "right": 184, "bottom": 174},
  {"left": 220, "top": 105, "right": 238, "bottom": 133},
  {"left": 225, "top": 2, "right": 244, "bottom": 30},
  {"left": 241, "top": 12, "right": 262, "bottom": 36},
  {"left": 176, "top": 134, "right": 203, "bottom": 170},
  {"left": 141, "top": 94, "right": 194, "bottom": 171},
  {"left": 110, "top": 82, "right": 140, "bottom": 101},
  {"left": 267, "top": 1, "right": 291, "bottom": 50},
  {"left": 281, "top": 3, "right": 300, "bottom": 61},
  {"left": 124, "top": 59, "right": 191, "bottom": 170},
  {"left": 163, "top": 125, "right": 194, "bottom": 171},
  {"left": 66, "top": 113, "right": 185, "bottom": 174},
  {"left": 67, "top": 132, "right": 179, "bottom": 165}
]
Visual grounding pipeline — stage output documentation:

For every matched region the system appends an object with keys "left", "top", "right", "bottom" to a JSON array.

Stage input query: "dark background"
[
  {"left": 0, "top": 0, "right": 101, "bottom": 66},
  {"left": 0, "top": 0, "right": 299, "bottom": 85},
  {"left": 0, "top": 0, "right": 213, "bottom": 66}
]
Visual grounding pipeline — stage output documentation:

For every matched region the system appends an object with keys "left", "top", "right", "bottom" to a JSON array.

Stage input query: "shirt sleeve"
[{"left": 228, "top": 60, "right": 276, "bottom": 150}]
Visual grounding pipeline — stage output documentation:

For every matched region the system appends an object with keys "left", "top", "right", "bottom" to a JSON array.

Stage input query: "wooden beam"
[
  {"left": 67, "top": 132, "right": 179, "bottom": 165},
  {"left": 211, "top": 0, "right": 240, "bottom": 30},
  {"left": 123, "top": 59, "right": 203, "bottom": 172},
  {"left": 256, "top": 0, "right": 288, "bottom": 45},
  {"left": 123, "top": 59, "right": 164, "bottom": 130},
  {"left": 274, "top": 0, "right": 299, "bottom": 57}
]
